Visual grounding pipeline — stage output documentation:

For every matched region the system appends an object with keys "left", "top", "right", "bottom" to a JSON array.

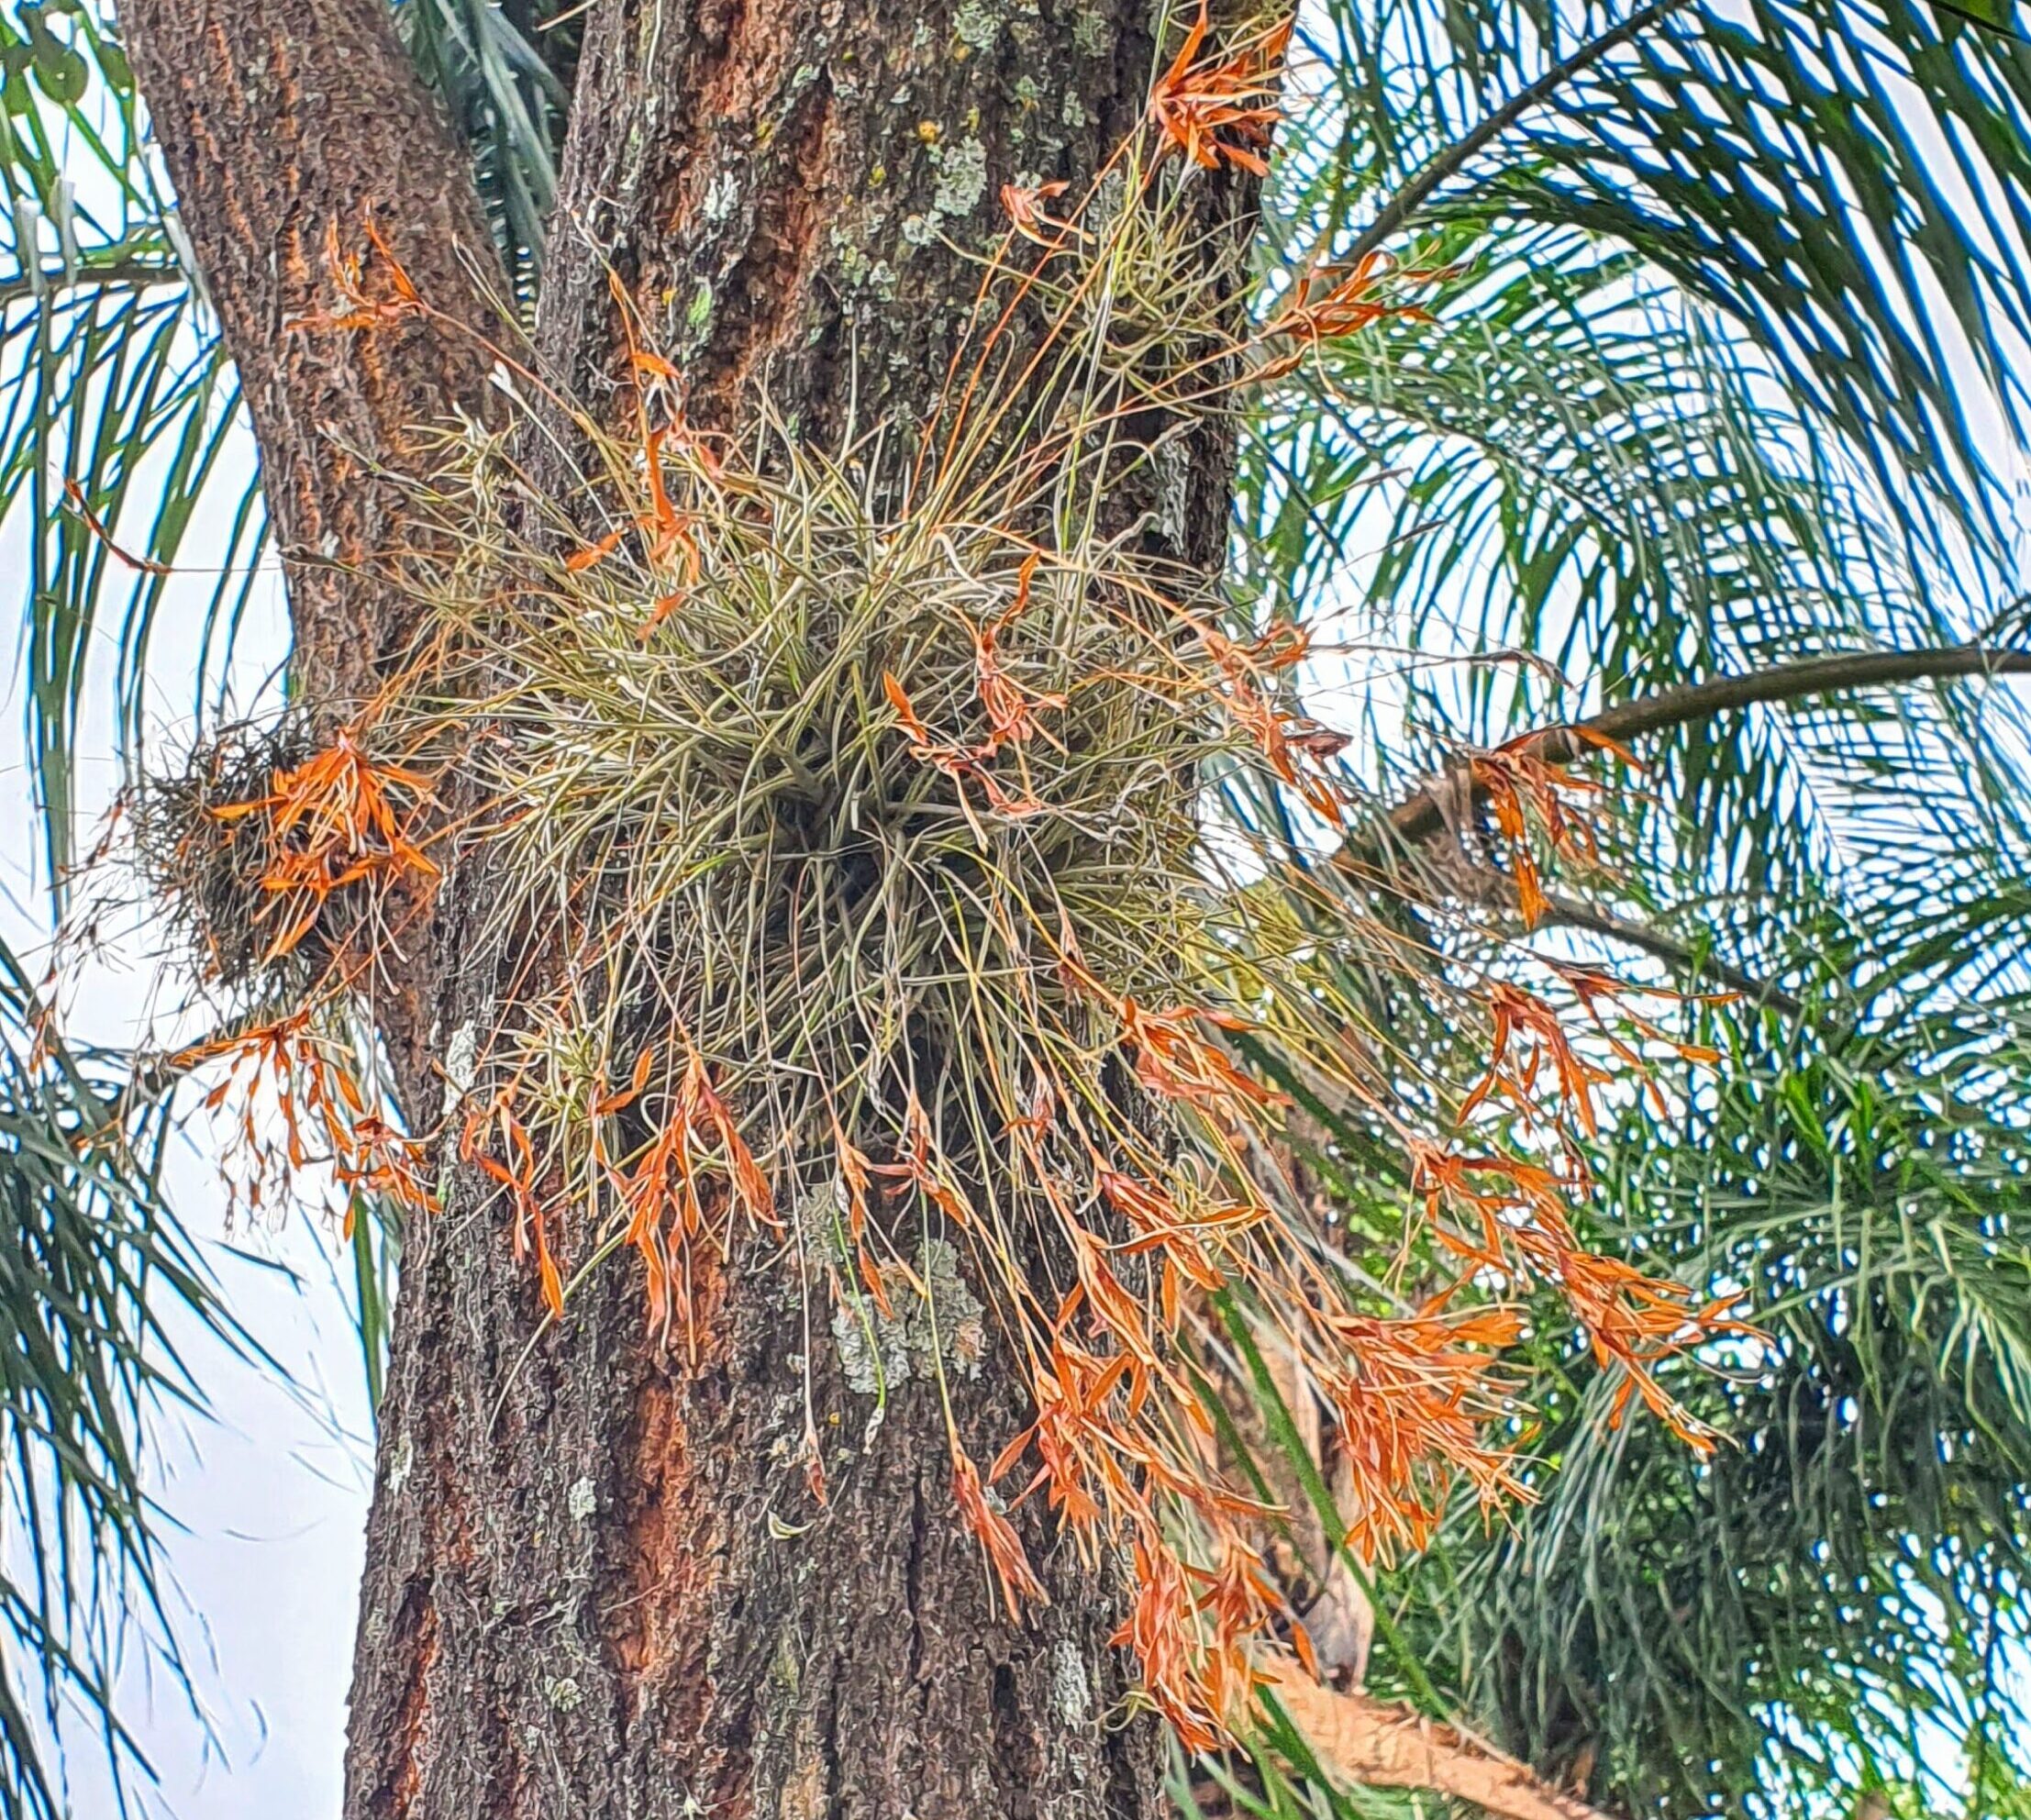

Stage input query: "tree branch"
[
  {"left": 1537, "top": 889, "right": 1805, "bottom": 1015},
  {"left": 1255, "top": 1656, "right": 1614, "bottom": 1820},
  {"left": 1345, "top": 0, "right": 1693, "bottom": 266},
  {"left": 1342, "top": 641, "right": 2031, "bottom": 868}
]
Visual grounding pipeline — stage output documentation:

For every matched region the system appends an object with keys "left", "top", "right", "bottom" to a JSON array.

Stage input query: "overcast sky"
[{"left": 2, "top": 470, "right": 369, "bottom": 1818}]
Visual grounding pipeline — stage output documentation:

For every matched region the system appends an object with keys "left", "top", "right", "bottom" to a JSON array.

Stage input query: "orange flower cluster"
[
  {"left": 560, "top": 283, "right": 714, "bottom": 638},
  {"left": 880, "top": 554, "right": 1072, "bottom": 822},
  {"left": 1267, "top": 252, "right": 1458, "bottom": 345},
  {"left": 214, "top": 730, "right": 438, "bottom": 961},
  {"left": 1407, "top": 1138, "right": 1736, "bottom": 1449},
  {"left": 460, "top": 1036, "right": 784, "bottom": 1333},
  {"left": 1149, "top": 5, "right": 1294, "bottom": 177},
  {"left": 286, "top": 213, "right": 425, "bottom": 336},
  {"left": 1469, "top": 731, "right": 1628, "bottom": 927},
  {"left": 1317, "top": 1301, "right": 1529, "bottom": 1559},
  {"left": 461, "top": 1086, "right": 564, "bottom": 1315},
  {"left": 183, "top": 1011, "right": 436, "bottom": 1226},
  {"left": 1000, "top": 179, "right": 1078, "bottom": 247},
  {"left": 1200, "top": 621, "right": 1351, "bottom": 824}
]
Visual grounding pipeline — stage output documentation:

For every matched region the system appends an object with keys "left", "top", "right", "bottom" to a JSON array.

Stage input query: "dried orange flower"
[
  {"left": 1149, "top": 5, "right": 1293, "bottom": 177},
  {"left": 1267, "top": 252, "right": 1457, "bottom": 344},
  {"left": 214, "top": 729, "right": 438, "bottom": 960},
  {"left": 286, "top": 212, "right": 425, "bottom": 335},
  {"left": 953, "top": 1447, "right": 1047, "bottom": 1620},
  {"left": 1000, "top": 178, "right": 1078, "bottom": 246}
]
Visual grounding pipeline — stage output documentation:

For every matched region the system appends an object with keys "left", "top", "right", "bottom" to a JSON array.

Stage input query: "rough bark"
[
  {"left": 128, "top": 3, "right": 1255, "bottom": 1817},
  {"left": 124, "top": 0, "right": 505, "bottom": 1103},
  {"left": 124, "top": 0, "right": 504, "bottom": 719}
]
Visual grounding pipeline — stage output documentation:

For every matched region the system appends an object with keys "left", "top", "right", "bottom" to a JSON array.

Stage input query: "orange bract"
[
  {"left": 1119, "top": 998, "right": 1283, "bottom": 1125},
  {"left": 953, "top": 1447, "right": 1049, "bottom": 1620},
  {"left": 286, "top": 213, "right": 426, "bottom": 336},
  {"left": 1201, "top": 621, "right": 1348, "bottom": 822},
  {"left": 214, "top": 730, "right": 438, "bottom": 960},
  {"left": 182, "top": 1010, "right": 437, "bottom": 1226},
  {"left": 1317, "top": 1302, "right": 1528, "bottom": 1559},
  {"left": 461, "top": 1087, "right": 565, "bottom": 1316},
  {"left": 1000, "top": 179, "right": 1078, "bottom": 247},
  {"left": 1461, "top": 981, "right": 1615, "bottom": 1138},
  {"left": 1267, "top": 252, "right": 1458, "bottom": 344},
  {"left": 1111, "top": 1535, "right": 1230, "bottom": 1751},
  {"left": 1149, "top": 6, "right": 1294, "bottom": 177},
  {"left": 1470, "top": 729, "right": 1630, "bottom": 927}
]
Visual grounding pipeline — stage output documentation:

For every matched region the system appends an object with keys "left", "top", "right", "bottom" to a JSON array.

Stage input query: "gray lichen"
[
  {"left": 1049, "top": 1637, "right": 1093, "bottom": 1726},
  {"left": 1071, "top": 7, "right": 1113, "bottom": 57},
  {"left": 953, "top": 0, "right": 999, "bottom": 53},
  {"left": 701, "top": 168, "right": 739, "bottom": 227},
  {"left": 830, "top": 1237, "right": 987, "bottom": 1395},
  {"left": 929, "top": 135, "right": 990, "bottom": 220}
]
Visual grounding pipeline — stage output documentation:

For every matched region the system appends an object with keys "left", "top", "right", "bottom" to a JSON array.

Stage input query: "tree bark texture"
[
  {"left": 125, "top": 3, "right": 1260, "bottom": 1815},
  {"left": 124, "top": 0, "right": 505, "bottom": 1103}
]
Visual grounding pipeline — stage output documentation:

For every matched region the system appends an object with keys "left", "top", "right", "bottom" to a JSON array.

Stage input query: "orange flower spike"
[
  {"left": 679, "top": 1043, "right": 780, "bottom": 1232},
  {"left": 621, "top": 1109, "right": 698, "bottom": 1338},
  {"left": 534, "top": 1215, "right": 566, "bottom": 1319},
  {"left": 1097, "top": 1167, "right": 1224, "bottom": 1291},
  {"left": 1069, "top": 1226, "right": 1161, "bottom": 1371},
  {"left": 1121, "top": 999, "right": 1282, "bottom": 1123},
  {"left": 1268, "top": 252, "right": 1459, "bottom": 344},
  {"left": 1000, "top": 179, "right": 1078, "bottom": 246},
  {"left": 868, "top": 1093, "right": 977, "bottom": 1229},
  {"left": 831, "top": 1121, "right": 875, "bottom": 1244},
  {"left": 335, "top": 1115, "right": 439, "bottom": 1218},
  {"left": 881, "top": 671, "right": 981, "bottom": 783},
  {"left": 286, "top": 210, "right": 427, "bottom": 334},
  {"left": 1112, "top": 1536, "right": 1226, "bottom": 1752},
  {"left": 359, "top": 212, "right": 422, "bottom": 309},
  {"left": 952, "top": 1447, "right": 1048, "bottom": 1620},
  {"left": 971, "top": 555, "right": 1066, "bottom": 752},
  {"left": 1149, "top": 5, "right": 1294, "bottom": 178},
  {"left": 1460, "top": 982, "right": 1613, "bottom": 1138},
  {"left": 564, "top": 527, "right": 627, "bottom": 573},
  {"left": 224, "top": 730, "right": 438, "bottom": 959},
  {"left": 638, "top": 425, "right": 705, "bottom": 582}
]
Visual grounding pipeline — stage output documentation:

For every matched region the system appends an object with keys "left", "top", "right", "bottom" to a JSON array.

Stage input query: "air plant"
[{"left": 152, "top": 3, "right": 1733, "bottom": 1764}]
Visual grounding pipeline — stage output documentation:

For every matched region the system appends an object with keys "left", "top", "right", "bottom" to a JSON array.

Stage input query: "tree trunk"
[{"left": 126, "top": 3, "right": 1257, "bottom": 1814}]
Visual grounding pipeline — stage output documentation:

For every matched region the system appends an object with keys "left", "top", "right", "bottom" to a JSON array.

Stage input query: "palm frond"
[
  {"left": 394, "top": 0, "right": 568, "bottom": 294},
  {"left": 1234, "top": 1, "right": 2031, "bottom": 1811},
  {"left": 1402, "top": 989, "right": 2031, "bottom": 1816},
  {"left": 0, "top": 939, "right": 222, "bottom": 1820}
]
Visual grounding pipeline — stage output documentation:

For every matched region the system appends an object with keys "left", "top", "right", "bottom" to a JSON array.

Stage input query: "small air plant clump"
[
  {"left": 133, "top": 714, "right": 443, "bottom": 1226},
  {"left": 131, "top": 716, "right": 324, "bottom": 999},
  {"left": 134, "top": 714, "right": 438, "bottom": 1003}
]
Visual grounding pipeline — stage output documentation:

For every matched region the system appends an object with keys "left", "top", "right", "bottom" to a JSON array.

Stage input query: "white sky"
[{"left": 1, "top": 451, "right": 368, "bottom": 1818}]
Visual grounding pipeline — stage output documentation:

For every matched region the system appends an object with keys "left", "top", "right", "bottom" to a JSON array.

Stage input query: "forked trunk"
[{"left": 127, "top": 3, "right": 1258, "bottom": 1814}]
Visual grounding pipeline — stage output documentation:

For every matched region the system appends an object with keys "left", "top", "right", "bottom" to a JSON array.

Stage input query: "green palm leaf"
[
  {"left": 0, "top": 939, "right": 226, "bottom": 1820},
  {"left": 1236, "top": 0, "right": 2031, "bottom": 1810}
]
